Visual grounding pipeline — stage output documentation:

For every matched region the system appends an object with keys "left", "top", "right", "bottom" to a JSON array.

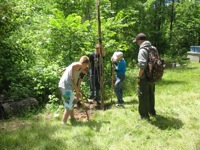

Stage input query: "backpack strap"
[
  {"left": 142, "top": 47, "right": 149, "bottom": 51},
  {"left": 142, "top": 46, "right": 160, "bottom": 59},
  {"left": 141, "top": 47, "right": 151, "bottom": 62},
  {"left": 142, "top": 46, "right": 156, "bottom": 52}
]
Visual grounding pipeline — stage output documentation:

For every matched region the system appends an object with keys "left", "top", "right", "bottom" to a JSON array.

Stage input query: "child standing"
[
  {"left": 111, "top": 52, "right": 126, "bottom": 106},
  {"left": 59, "top": 56, "right": 90, "bottom": 124}
]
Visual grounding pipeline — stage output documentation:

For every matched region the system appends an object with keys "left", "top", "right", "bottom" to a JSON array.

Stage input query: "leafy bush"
[{"left": 32, "top": 64, "right": 61, "bottom": 104}]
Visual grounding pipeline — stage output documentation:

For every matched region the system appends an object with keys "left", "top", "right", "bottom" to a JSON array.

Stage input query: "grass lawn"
[{"left": 0, "top": 62, "right": 200, "bottom": 150}]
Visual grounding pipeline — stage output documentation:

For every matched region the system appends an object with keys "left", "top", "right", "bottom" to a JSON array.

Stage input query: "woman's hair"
[{"left": 79, "top": 56, "right": 89, "bottom": 64}]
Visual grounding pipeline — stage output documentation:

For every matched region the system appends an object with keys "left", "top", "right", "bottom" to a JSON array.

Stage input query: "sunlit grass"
[{"left": 0, "top": 62, "right": 200, "bottom": 150}]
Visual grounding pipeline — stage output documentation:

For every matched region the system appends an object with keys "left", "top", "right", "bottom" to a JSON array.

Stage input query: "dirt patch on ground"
[
  {"left": 73, "top": 100, "right": 100, "bottom": 121},
  {"left": 74, "top": 99, "right": 113, "bottom": 121}
]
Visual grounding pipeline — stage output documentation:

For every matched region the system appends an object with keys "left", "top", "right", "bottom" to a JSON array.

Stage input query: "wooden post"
[
  {"left": 97, "top": 0, "right": 104, "bottom": 110},
  {"left": 110, "top": 61, "right": 114, "bottom": 103}
]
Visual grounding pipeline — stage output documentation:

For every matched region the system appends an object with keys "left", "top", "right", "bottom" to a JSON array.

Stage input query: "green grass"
[{"left": 0, "top": 62, "right": 200, "bottom": 150}]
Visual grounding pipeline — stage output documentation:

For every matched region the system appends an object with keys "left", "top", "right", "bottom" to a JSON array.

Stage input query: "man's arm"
[
  {"left": 138, "top": 69, "right": 144, "bottom": 78},
  {"left": 71, "top": 63, "right": 82, "bottom": 97},
  {"left": 77, "top": 72, "right": 85, "bottom": 87},
  {"left": 137, "top": 48, "right": 148, "bottom": 83}
]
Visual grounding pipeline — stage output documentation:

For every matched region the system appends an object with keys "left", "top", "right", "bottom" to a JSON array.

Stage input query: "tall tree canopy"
[{"left": 0, "top": 0, "right": 200, "bottom": 103}]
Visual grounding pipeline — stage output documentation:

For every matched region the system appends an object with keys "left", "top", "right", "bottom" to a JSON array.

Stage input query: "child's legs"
[
  {"left": 114, "top": 77, "right": 122, "bottom": 102},
  {"left": 61, "top": 109, "right": 70, "bottom": 124},
  {"left": 114, "top": 75, "right": 124, "bottom": 103},
  {"left": 70, "top": 109, "right": 75, "bottom": 119},
  {"left": 60, "top": 88, "right": 76, "bottom": 124}
]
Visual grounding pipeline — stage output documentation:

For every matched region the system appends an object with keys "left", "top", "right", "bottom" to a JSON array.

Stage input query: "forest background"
[{"left": 0, "top": 0, "right": 200, "bottom": 106}]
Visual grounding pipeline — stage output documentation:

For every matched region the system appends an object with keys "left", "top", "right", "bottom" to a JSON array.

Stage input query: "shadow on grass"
[
  {"left": 157, "top": 79, "right": 187, "bottom": 85},
  {"left": 150, "top": 114, "right": 183, "bottom": 130},
  {"left": 103, "top": 98, "right": 138, "bottom": 110},
  {"left": 71, "top": 119, "right": 110, "bottom": 132},
  {"left": 125, "top": 99, "right": 138, "bottom": 105}
]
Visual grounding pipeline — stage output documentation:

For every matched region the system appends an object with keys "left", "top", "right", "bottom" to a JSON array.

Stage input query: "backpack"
[{"left": 143, "top": 46, "right": 165, "bottom": 82}]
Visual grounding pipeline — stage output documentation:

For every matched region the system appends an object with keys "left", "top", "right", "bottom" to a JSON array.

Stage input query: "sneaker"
[
  {"left": 77, "top": 101, "right": 82, "bottom": 108},
  {"left": 88, "top": 96, "right": 94, "bottom": 99},
  {"left": 149, "top": 111, "right": 156, "bottom": 117},
  {"left": 93, "top": 97, "right": 99, "bottom": 101},
  {"left": 150, "top": 114, "right": 156, "bottom": 117},
  {"left": 138, "top": 116, "right": 150, "bottom": 121},
  {"left": 87, "top": 99, "right": 94, "bottom": 103},
  {"left": 96, "top": 101, "right": 101, "bottom": 105},
  {"left": 116, "top": 103, "right": 122, "bottom": 106},
  {"left": 120, "top": 101, "right": 125, "bottom": 104}
]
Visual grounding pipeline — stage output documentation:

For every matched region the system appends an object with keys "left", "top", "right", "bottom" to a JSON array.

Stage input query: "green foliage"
[
  {"left": 0, "top": 0, "right": 36, "bottom": 99},
  {"left": 0, "top": 0, "right": 200, "bottom": 105},
  {"left": 171, "top": 2, "right": 200, "bottom": 54},
  {"left": 32, "top": 64, "right": 61, "bottom": 104}
]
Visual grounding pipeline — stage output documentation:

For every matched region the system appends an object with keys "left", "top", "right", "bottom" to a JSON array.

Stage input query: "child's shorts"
[{"left": 60, "top": 88, "right": 75, "bottom": 110}]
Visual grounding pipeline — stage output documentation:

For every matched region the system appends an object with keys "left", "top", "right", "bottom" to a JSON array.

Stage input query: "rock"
[{"left": 0, "top": 97, "right": 38, "bottom": 119}]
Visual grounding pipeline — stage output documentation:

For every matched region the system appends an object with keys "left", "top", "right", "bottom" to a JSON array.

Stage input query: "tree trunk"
[{"left": 97, "top": 0, "right": 104, "bottom": 110}]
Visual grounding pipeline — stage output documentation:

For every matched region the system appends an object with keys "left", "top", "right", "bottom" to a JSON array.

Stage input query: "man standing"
[
  {"left": 132, "top": 33, "right": 156, "bottom": 120},
  {"left": 89, "top": 44, "right": 105, "bottom": 104}
]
